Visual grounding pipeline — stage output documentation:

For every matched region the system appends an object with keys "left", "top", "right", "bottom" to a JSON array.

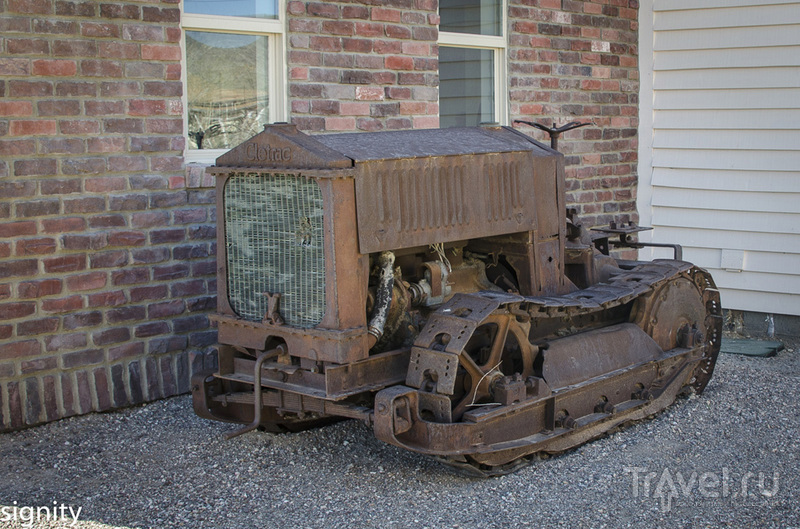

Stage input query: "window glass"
[
  {"left": 184, "top": 0, "right": 278, "bottom": 19},
  {"left": 439, "top": 47, "right": 495, "bottom": 128},
  {"left": 440, "top": 0, "right": 502, "bottom": 36},
  {"left": 186, "top": 31, "right": 269, "bottom": 150}
]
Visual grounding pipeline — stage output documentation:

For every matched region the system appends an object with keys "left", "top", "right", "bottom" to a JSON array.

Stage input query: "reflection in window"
[
  {"left": 184, "top": 0, "right": 278, "bottom": 18},
  {"left": 439, "top": 47, "right": 495, "bottom": 128},
  {"left": 440, "top": 0, "right": 502, "bottom": 36},
  {"left": 186, "top": 31, "right": 269, "bottom": 150}
]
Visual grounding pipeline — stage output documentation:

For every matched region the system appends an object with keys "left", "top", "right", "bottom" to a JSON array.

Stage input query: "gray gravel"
[{"left": 2, "top": 339, "right": 799, "bottom": 529}]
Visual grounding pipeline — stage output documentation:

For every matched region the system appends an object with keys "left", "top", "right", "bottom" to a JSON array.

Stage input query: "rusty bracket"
[
  {"left": 224, "top": 350, "right": 271, "bottom": 440},
  {"left": 591, "top": 221, "right": 683, "bottom": 260},
  {"left": 514, "top": 120, "right": 593, "bottom": 150},
  {"left": 261, "top": 292, "right": 285, "bottom": 326}
]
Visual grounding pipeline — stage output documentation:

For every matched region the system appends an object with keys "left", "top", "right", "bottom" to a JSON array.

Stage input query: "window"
[
  {"left": 182, "top": 0, "right": 286, "bottom": 162},
  {"left": 438, "top": 0, "right": 507, "bottom": 128}
]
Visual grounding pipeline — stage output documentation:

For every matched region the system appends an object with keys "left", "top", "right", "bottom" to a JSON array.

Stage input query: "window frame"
[
  {"left": 181, "top": 1, "right": 288, "bottom": 164},
  {"left": 438, "top": 1, "right": 508, "bottom": 127}
]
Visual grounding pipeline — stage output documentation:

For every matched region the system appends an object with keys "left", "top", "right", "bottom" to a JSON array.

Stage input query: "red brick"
[
  {"left": 62, "top": 311, "right": 102, "bottom": 330},
  {"left": 153, "top": 263, "right": 189, "bottom": 281},
  {"left": 89, "top": 251, "right": 128, "bottom": 269},
  {"left": 354, "top": 21, "right": 383, "bottom": 38},
  {"left": 0, "top": 340, "right": 41, "bottom": 361},
  {"left": 100, "top": 3, "right": 140, "bottom": 19},
  {"left": 93, "top": 367, "right": 111, "bottom": 410},
  {"left": 14, "top": 158, "right": 58, "bottom": 176},
  {"left": 62, "top": 348, "right": 104, "bottom": 369},
  {"left": 108, "top": 155, "right": 147, "bottom": 172},
  {"left": 32, "top": 59, "right": 78, "bottom": 76},
  {"left": 141, "top": 44, "right": 181, "bottom": 61},
  {"left": 20, "top": 356, "right": 58, "bottom": 374},
  {"left": 0, "top": 101, "right": 34, "bottom": 117},
  {"left": 38, "top": 99, "right": 83, "bottom": 116},
  {"left": 41, "top": 295, "right": 84, "bottom": 313},
  {"left": 386, "top": 24, "right": 412, "bottom": 39},
  {"left": 0, "top": 182, "right": 36, "bottom": 199},
  {"left": 15, "top": 199, "right": 59, "bottom": 217},
  {"left": 66, "top": 271, "right": 107, "bottom": 292},
  {"left": 372, "top": 7, "right": 402, "bottom": 22},
  {"left": 86, "top": 290, "right": 126, "bottom": 307},
  {"left": 52, "top": 38, "right": 97, "bottom": 57},
  {"left": 150, "top": 228, "right": 185, "bottom": 244},
  {"left": 148, "top": 300, "right": 184, "bottom": 319},
  {"left": 59, "top": 120, "right": 101, "bottom": 134},
  {"left": 0, "top": 139, "right": 36, "bottom": 156},
  {"left": 355, "top": 87, "right": 384, "bottom": 101},
  {"left": 10, "top": 120, "right": 57, "bottom": 136},
  {"left": 166, "top": 63, "right": 181, "bottom": 80},
  {"left": 343, "top": 5, "right": 369, "bottom": 19},
  {"left": 135, "top": 322, "right": 169, "bottom": 338},
  {"left": 46, "top": 333, "right": 88, "bottom": 352},
  {"left": 43, "top": 255, "right": 86, "bottom": 273},
  {"left": 85, "top": 175, "right": 126, "bottom": 190},
  {"left": 145, "top": 118, "right": 182, "bottom": 134},
  {"left": 88, "top": 214, "right": 126, "bottom": 228},
  {"left": 108, "top": 341, "right": 144, "bottom": 362},
  {"left": 62, "top": 196, "right": 106, "bottom": 213},
  {"left": 41, "top": 217, "right": 85, "bottom": 232},
  {"left": 0, "top": 221, "right": 37, "bottom": 238},
  {"left": 92, "top": 327, "right": 130, "bottom": 346},
  {"left": 56, "top": 81, "right": 97, "bottom": 96},
  {"left": 108, "top": 231, "right": 146, "bottom": 247},
  {"left": 307, "top": 2, "right": 339, "bottom": 18},
  {"left": 8, "top": 0, "right": 51, "bottom": 14},
  {"left": 111, "top": 268, "right": 149, "bottom": 285},
  {"left": 130, "top": 211, "right": 169, "bottom": 229},
  {"left": 80, "top": 59, "right": 124, "bottom": 77},
  {"left": 0, "top": 302, "right": 36, "bottom": 320},
  {"left": 8, "top": 80, "right": 53, "bottom": 97},
  {"left": 18, "top": 279, "right": 63, "bottom": 298},
  {"left": 107, "top": 305, "right": 146, "bottom": 323},
  {"left": 130, "top": 285, "right": 167, "bottom": 302},
  {"left": 85, "top": 99, "right": 125, "bottom": 115},
  {"left": 15, "top": 238, "right": 56, "bottom": 255},
  {"left": 142, "top": 6, "right": 179, "bottom": 23},
  {"left": 97, "top": 41, "right": 142, "bottom": 59},
  {"left": 39, "top": 137, "right": 85, "bottom": 153},
  {"left": 41, "top": 178, "right": 81, "bottom": 195}
]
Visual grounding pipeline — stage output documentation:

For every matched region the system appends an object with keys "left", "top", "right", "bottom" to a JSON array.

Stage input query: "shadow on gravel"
[{"left": 1, "top": 345, "right": 799, "bottom": 529}]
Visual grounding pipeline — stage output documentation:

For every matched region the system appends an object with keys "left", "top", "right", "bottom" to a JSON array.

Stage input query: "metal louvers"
[{"left": 224, "top": 172, "right": 326, "bottom": 328}]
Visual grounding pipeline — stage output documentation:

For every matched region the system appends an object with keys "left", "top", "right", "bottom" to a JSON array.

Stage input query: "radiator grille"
[{"left": 224, "top": 172, "right": 326, "bottom": 328}]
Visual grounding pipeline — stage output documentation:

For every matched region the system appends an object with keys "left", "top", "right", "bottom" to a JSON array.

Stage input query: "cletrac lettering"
[{"left": 245, "top": 142, "right": 292, "bottom": 163}]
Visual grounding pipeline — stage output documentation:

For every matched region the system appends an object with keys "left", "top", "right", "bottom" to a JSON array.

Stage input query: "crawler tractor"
[{"left": 192, "top": 123, "right": 722, "bottom": 476}]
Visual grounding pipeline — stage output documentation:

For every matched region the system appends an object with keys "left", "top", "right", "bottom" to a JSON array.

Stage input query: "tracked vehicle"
[{"left": 192, "top": 123, "right": 722, "bottom": 476}]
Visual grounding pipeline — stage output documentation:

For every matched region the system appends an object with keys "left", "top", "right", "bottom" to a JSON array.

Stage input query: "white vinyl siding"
[{"left": 638, "top": 1, "right": 800, "bottom": 316}]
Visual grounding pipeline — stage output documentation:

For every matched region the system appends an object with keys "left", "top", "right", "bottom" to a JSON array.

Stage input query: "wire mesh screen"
[{"left": 224, "top": 173, "right": 326, "bottom": 328}]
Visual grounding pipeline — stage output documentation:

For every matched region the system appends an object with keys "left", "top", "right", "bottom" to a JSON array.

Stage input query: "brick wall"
[
  {"left": 0, "top": 0, "right": 217, "bottom": 431},
  {"left": 508, "top": 0, "right": 640, "bottom": 229},
  {"left": 287, "top": 0, "right": 440, "bottom": 132},
  {"left": 1, "top": 0, "right": 640, "bottom": 430},
  {"left": 285, "top": 0, "right": 639, "bottom": 225}
]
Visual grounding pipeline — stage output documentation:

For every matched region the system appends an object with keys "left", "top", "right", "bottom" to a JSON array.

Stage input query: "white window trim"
[
  {"left": 438, "top": 2, "right": 508, "bottom": 126},
  {"left": 181, "top": 2, "right": 288, "bottom": 164}
]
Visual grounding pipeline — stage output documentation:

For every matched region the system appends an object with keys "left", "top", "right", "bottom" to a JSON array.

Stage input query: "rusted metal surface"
[{"left": 195, "top": 123, "right": 722, "bottom": 476}]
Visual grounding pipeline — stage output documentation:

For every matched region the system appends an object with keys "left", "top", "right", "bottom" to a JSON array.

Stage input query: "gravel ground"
[{"left": 1, "top": 339, "right": 799, "bottom": 529}]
